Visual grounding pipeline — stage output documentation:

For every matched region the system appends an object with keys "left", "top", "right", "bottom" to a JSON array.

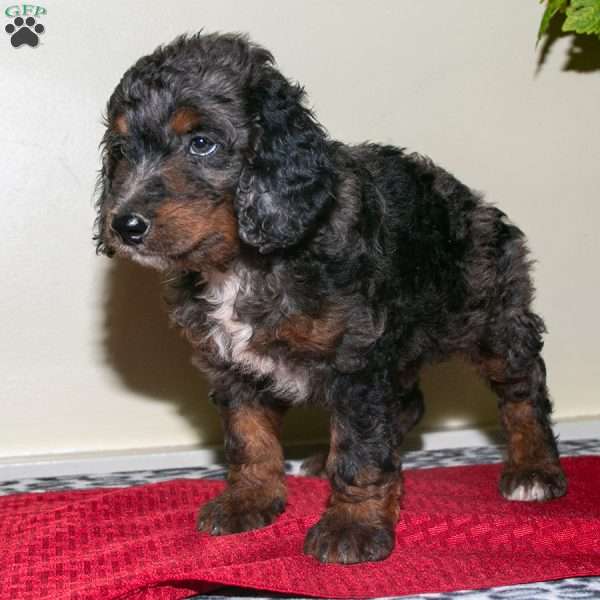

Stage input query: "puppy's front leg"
[
  {"left": 304, "top": 372, "right": 403, "bottom": 564},
  {"left": 197, "top": 396, "right": 287, "bottom": 535}
]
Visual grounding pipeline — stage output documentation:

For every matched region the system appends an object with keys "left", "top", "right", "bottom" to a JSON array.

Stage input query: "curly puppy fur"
[{"left": 96, "top": 32, "right": 567, "bottom": 564}]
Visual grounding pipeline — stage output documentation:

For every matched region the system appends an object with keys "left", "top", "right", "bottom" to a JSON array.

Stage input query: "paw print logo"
[{"left": 5, "top": 16, "right": 45, "bottom": 48}]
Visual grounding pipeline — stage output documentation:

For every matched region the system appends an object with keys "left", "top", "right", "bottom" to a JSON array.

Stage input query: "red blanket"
[{"left": 2, "top": 456, "right": 600, "bottom": 600}]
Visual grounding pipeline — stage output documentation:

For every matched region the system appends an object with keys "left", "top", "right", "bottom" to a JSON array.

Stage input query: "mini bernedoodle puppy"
[{"left": 95, "top": 32, "right": 567, "bottom": 564}]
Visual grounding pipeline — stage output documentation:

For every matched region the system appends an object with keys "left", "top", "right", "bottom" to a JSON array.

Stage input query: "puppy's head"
[{"left": 95, "top": 32, "right": 336, "bottom": 272}]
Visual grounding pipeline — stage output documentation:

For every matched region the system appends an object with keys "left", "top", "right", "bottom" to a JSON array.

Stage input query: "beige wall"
[{"left": 1, "top": 0, "right": 599, "bottom": 458}]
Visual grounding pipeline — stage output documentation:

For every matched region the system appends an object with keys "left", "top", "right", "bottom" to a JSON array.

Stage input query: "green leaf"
[
  {"left": 538, "top": 0, "right": 569, "bottom": 39},
  {"left": 564, "top": 0, "right": 600, "bottom": 37}
]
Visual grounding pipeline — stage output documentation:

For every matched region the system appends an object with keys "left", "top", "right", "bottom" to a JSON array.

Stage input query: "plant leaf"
[
  {"left": 564, "top": 0, "right": 600, "bottom": 37},
  {"left": 538, "top": 0, "right": 569, "bottom": 39}
]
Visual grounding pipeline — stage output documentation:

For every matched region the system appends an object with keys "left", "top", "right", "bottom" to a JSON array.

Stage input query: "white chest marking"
[{"left": 201, "top": 272, "right": 309, "bottom": 403}]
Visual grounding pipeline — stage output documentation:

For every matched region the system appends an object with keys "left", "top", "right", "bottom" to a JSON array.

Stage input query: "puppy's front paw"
[
  {"left": 500, "top": 464, "right": 567, "bottom": 501},
  {"left": 197, "top": 489, "right": 286, "bottom": 535},
  {"left": 304, "top": 510, "right": 395, "bottom": 564}
]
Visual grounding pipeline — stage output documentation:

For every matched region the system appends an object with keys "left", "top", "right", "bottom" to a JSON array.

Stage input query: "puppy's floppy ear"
[
  {"left": 236, "top": 66, "right": 337, "bottom": 253},
  {"left": 93, "top": 122, "right": 116, "bottom": 257}
]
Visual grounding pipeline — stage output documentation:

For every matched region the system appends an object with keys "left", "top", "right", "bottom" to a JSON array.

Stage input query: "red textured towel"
[{"left": 2, "top": 456, "right": 600, "bottom": 600}]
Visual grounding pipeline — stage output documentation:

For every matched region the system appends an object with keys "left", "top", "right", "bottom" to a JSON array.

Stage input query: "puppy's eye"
[{"left": 189, "top": 136, "right": 218, "bottom": 157}]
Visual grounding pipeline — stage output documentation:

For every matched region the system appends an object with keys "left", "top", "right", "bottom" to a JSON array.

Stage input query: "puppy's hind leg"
[{"left": 478, "top": 315, "right": 567, "bottom": 501}]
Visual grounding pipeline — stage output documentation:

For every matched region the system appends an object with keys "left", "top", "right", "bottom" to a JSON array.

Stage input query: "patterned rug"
[{"left": 2, "top": 438, "right": 599, "bottom": 599}]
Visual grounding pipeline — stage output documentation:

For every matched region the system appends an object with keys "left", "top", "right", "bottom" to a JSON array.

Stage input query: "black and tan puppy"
[{"left": 96, "top": 32, "right": 567, "bottom": 564}]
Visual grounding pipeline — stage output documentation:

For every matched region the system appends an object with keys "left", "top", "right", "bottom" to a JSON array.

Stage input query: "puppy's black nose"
[{"left": 111, "top": 213, "right": 149, "bottom": 245}]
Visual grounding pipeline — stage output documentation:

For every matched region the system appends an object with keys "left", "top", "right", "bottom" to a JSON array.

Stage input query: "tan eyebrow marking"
[
  {"left": 113, "top": 114, "right": 128, "bottom": 136},
  {"left": 169, "top": 107, "right": 202, "bottom": 135}
]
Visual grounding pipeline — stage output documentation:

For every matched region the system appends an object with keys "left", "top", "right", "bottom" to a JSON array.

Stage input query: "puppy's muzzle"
[{"left": 111, "top": 213, "right": 150, "bottom": 246}]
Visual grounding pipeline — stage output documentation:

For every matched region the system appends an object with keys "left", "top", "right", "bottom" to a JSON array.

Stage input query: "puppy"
[{"left": 95, "top": 32, "right": 567, "bottom": 564}]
